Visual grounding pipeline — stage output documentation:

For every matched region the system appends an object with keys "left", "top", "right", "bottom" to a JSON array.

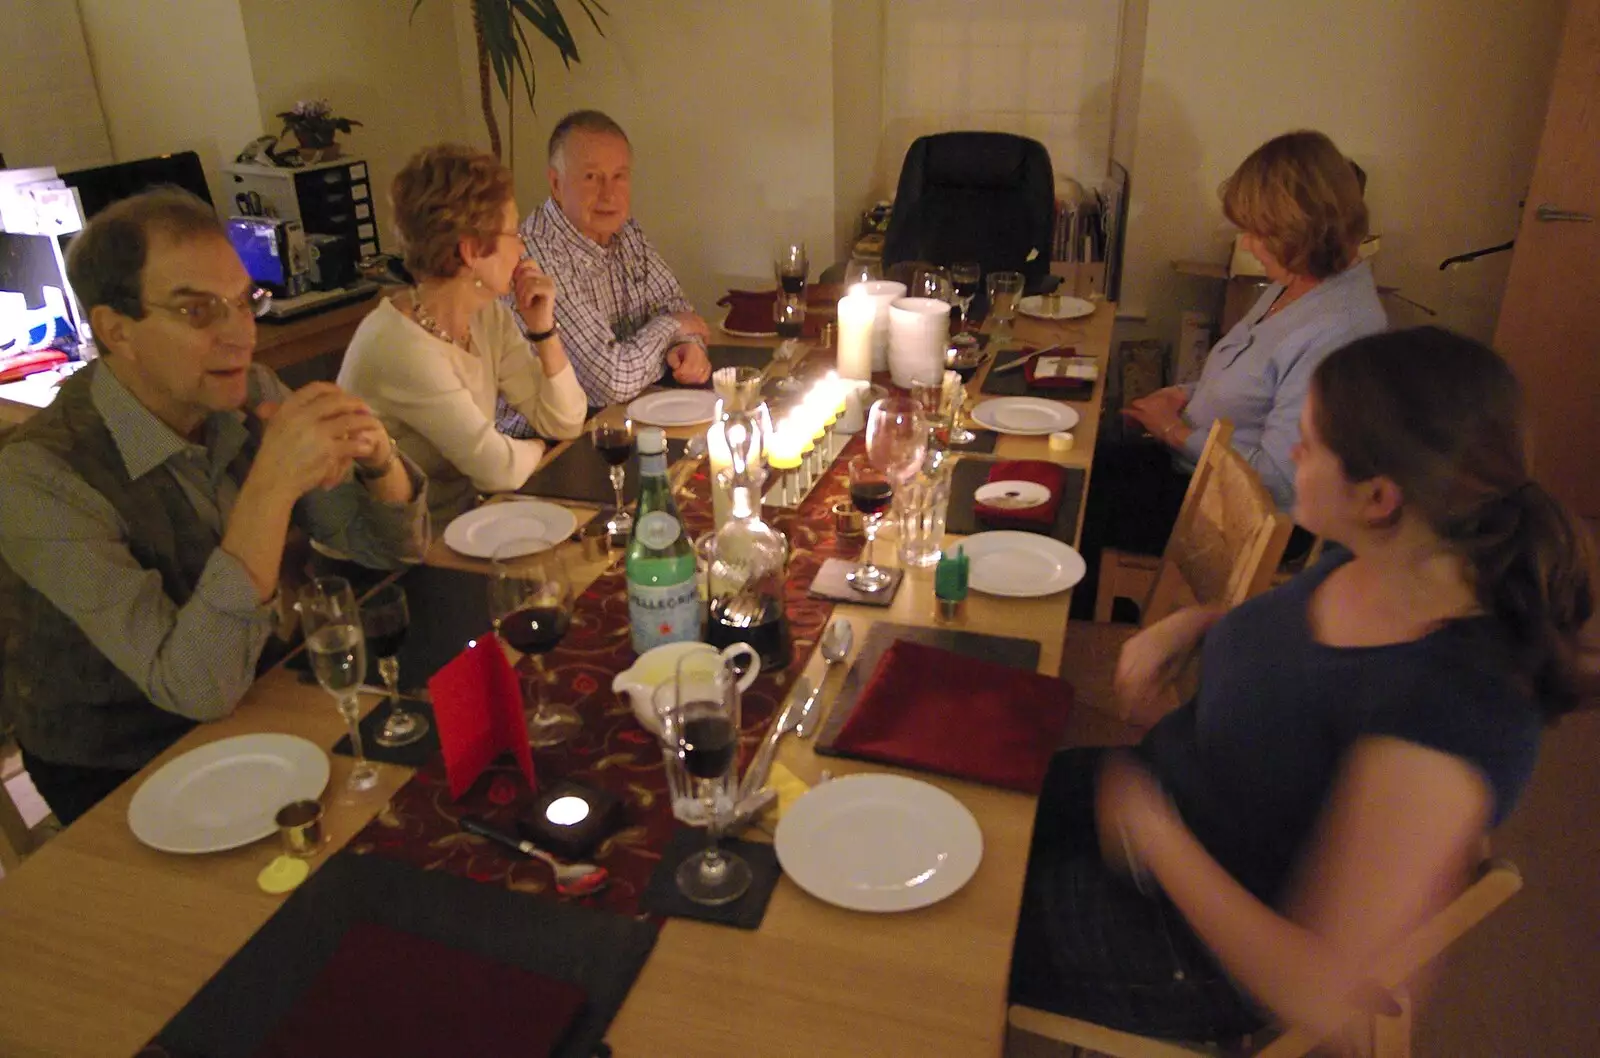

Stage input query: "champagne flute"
[
  {"left": 362, "top": 582, "right": 429, "bottom": 748},
  {"left": 951, "top": 261, "right": 981, "bottom": 330},
  {"left": 660, "top": 652, "right": 751, "bottom": 905},
  {"left": 592, "top": 417, "right": 635, "bottom": 539},
  {"left": 488, "top": 541, "right": 581, "bottom": 748},
  {"left": 846, "top": 456, "right": 896, "bottom": 594},
  {"left": 298, "top": 577, "right": 379, "bottom": 793}
]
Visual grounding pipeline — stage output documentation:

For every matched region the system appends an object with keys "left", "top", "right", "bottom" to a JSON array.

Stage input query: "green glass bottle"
[{"left": 626, "top": 426, "right": 701, "bottom": 654}]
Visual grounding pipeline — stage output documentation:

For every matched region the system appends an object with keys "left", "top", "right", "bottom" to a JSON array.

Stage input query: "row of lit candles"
[{"left": 766, "top": 371, "right": 854, "bottom": 505}]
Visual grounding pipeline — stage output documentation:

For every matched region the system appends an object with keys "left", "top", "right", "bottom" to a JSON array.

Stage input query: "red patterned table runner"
[{"left": 347, "top": 435, "right": 865, "bottom": 917}]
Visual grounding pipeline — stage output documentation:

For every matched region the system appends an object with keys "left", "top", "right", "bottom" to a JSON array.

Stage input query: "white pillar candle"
[
  {"left": 856, "top": 280, "right": 906, "bottom": 372},
  {"left": 836, "top": 291, "right": 876, "bottom": 381}
]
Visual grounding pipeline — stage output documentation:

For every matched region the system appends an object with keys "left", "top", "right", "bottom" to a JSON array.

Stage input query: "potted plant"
[
  {"left": 276, "top": 100, "right": 363, "bottom": 162},
  {"left": 408, "top": 0, "right": 608, "bottom": 161}
]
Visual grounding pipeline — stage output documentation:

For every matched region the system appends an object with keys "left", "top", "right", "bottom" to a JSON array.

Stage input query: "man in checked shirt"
[{"left": 497, "top": 110, "right": 711, "bottom": 436}]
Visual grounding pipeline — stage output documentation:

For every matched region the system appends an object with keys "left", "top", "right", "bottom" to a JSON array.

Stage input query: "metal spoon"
[
  {"left": 459, "top": 816, "right": 608, "bottom": 896},
  {"left": 799, "top": 618, "right": 854, "bottom": 738}
]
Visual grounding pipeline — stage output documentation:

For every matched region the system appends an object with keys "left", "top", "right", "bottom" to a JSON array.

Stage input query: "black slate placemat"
[
  {"left": 520, "top": 436, "right": 689, "bottom": 505},
  {"left": 813, "top": 623, "right": 1041, "bottom": 757},
  {"left": 151, "top": 851, "right": 657, "bottom": 1058},
  {"left": 657, "top": 343, "right": 775, "bottom": 388},
  {"left": 979, "top": 347, "right": 1094, "bottom": 398},
  {"left": 289, "top": 565, "right": 492, "bottom": 693},
  {"left": 332, "top": 700, "right": 440, "bottom": 766},
  {"left": 945, "top": 459, "right": 1086, "bottom": 543},
  {"left": 640, "top": 829, "right": 781, "bottom": 929}
]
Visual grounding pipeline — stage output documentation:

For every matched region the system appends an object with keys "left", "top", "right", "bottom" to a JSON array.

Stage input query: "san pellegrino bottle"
[{"left": 626, "top": 426, "right": 701, "bottom": 653}]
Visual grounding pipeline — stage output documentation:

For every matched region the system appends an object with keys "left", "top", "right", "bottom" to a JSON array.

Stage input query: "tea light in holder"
[
  {"left": 518, "top": 779, "right": 625, "bottom": 860},
  {"left": 767, "top": 420, "right": 804, "bottom": 505}
]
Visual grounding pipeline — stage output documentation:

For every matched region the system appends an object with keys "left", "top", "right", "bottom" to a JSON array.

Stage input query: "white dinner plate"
[
  {"left": 626, "top": 390, "right": 722, "bottom": 428},
  {"left": 959, "top": 530, "right": 1087, "bottom": 598},
  {"left": 970, "top": 397, "right": 1080, "bottom": 436},
  {"left": 775, "top": 773, "right": 983, "bottom": 913},
  {"left": 442, "top": 500, "right": 578, "bottom": 559},
  {"left": 127, "top": 734, "right": 330, "bottom": 854},
  {"left": 974, "top": 479, "right": 1053, "bottom": 510},
  {"left": 1017, "top": 294, "right": 1096, "bottom": 321},
  {"left": 719, "top": 317, "right": 778, "bottom": 339}
]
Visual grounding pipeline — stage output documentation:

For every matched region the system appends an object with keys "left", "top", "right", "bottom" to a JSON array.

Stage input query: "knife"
[
  {"left": 989, "top": 345, "right": 1064, "bottom": 375},
  {"left": 737, "top": 677, "right": 809, "bottom": 801}
]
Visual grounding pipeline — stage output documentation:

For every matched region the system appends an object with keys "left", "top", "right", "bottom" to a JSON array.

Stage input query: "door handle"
[{"left": 1535, "top": 204, "right": 1593, "bottom": 222}]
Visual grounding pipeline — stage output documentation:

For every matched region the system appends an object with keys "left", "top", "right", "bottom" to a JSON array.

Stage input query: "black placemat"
[
  {"left": 289, "top": 565, "right": 492, "bottom": 693},
  {"left": 806, "top": 556, "right": 905, "bottom": 606},
  {"left": 151, "top": 851, "right": 657, "bottom": 1058},
  {"left": 814, "top": 623, "right": 1041, "bottom": 756},
  {"left": 640, "top": 828, "right": 781, "bottom": 929},
  {"left": 520, "top": 437, "right": 689, "bottom": 505},
  {"left": 979, "top": 347, "right": 1093, "bottom": 398},
  {"left": 948, "top": 428, "right": 998, "bottom": 455},
  {"left": 657, "top": 344, "right": 775, "bottom": 388},
  {"left": 332, "top": 700, "right": 440, "bottom": 767},
  {"left": 945, "top": 459, "right": 1086, "bottom": 542}
]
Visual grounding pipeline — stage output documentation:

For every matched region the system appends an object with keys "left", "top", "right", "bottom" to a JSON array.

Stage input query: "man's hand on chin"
[{"left": 667, "top": 341, "right": 712, "bottom": 385}]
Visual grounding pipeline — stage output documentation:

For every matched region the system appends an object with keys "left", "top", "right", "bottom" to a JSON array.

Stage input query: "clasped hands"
[
  {"left": 666, "top": 310, "right": 712, "bottom": 384},
  {"left": 253, "top": 383, "right": 393, "bottom": 496},
  {"left": 1122, "top": 385, "right": 1189, "bottom": 445}
]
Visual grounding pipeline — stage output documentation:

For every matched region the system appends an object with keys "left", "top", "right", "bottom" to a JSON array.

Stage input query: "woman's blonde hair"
[
  {"left": 1220, "top": 130, "right": 1368, "bottom": 279},
  {"left": 391, "top": 144, "right": 515, "bottom": 280}
]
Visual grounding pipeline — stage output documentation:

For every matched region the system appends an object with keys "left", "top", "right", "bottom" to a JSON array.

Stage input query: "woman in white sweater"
[{"left": 340, "top": 144, "right": 588, "bottom": 523}]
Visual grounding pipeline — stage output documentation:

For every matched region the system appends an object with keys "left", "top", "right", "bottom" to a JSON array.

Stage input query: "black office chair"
[{"left": 881, "top": 131, "right": 1058, "bottom": 301}]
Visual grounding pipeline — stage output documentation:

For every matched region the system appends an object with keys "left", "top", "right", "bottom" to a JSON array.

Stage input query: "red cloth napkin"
[
  {"left": 973, "top": 460, "right": 1066, "bottom": 529},
  {"left": 249, "top": 922, "right": 587, "bottom": 1058},
  {"left": 831, "top": 640, "right": 1073, "bottom": 793},
  {"left": 427, "top": 637, "right": 536, "bottom": 799}
]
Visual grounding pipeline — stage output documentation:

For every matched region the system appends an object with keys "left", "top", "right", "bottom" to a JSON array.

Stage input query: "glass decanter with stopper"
[{"left": 704, "top": 411, "right": 791, "bottom": 670}]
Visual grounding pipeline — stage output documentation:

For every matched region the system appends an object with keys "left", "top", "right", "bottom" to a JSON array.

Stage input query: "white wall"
[
  {"left": 1119, "top": 0, "right": 1568, "bottom": 347},
  {"left": 0, "top": 0, "right": 112, "bottom": 171},
  {"left": 76, "top": 0, "right": 264, "bottom": 200},
  {"left": 832, "top": 0, "right": 888, "bottom": 253},
  {"left": 237, "top": 0, "right": 471, "bottom": 245},
  {"left": 494, "top": 0, "right": 838, "bottom": 316}
]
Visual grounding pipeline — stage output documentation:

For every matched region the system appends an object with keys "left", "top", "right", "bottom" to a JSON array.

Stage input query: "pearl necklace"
[{"left": 411, "top": 288, "right": 470, "bottom": 350}]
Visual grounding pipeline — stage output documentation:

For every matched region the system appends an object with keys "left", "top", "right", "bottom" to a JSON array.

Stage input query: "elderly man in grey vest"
[{"left": 0, "top": 189, "right": 430, "bottom": 825}]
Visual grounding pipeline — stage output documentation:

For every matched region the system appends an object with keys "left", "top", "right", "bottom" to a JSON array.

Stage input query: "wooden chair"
[
  {"left": 1007, "top": 859, "right": 1524, "bottom": 1058},
  {"left": 1066, "top": 420, "right": 1293, "bottom": 722}
]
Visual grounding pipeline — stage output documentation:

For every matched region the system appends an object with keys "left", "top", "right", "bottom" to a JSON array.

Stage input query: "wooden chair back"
[{"left": 1008, "top": 859, "right": 1524, "bottom": 1058}]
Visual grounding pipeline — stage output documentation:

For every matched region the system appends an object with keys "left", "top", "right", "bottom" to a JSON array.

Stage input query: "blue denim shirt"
[{"left": 1178, "top": 260, "right": 1385, "bottom": 510}]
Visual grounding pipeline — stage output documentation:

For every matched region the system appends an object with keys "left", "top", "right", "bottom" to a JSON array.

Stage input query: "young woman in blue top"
[
  {"left": 1013, "top": 327, "right": 1595, "bottom": 1040},
  {"left": 1074, "top": 130, "right": 1386, "bottom": 617}
]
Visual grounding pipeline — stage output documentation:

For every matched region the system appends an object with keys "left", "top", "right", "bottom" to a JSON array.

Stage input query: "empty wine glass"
[
  {"left": 488, "top": 541, "right": 581, "bottom": 748},
  {"left": 298, "top": 577, "right": 379, "bottom": 793},
  {"left": 362, "top": 582, "right": 429, "bottom": 748},
  {"left": 865, "top": 394, "right": 928, "bottom": 485},
  {"left": 843, "top": 256, "right": 880, "bottom": 287},
  {"left": 592, "top": 417, "right": 635, "bottom": 539},
  {"left": 846, "top": 455, "right": 896, "bottom": 594},
  {"left": 659, "top": 652, "right": 751, "bottom": 905},
  {"left": 913, "top": 265, "right": 953, "bottom": 304}
]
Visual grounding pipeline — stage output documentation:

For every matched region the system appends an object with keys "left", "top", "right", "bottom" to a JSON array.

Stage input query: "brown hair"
[
  {"left": 1312, "top": 327, "right": 1595, "bottom": 717},
  {"left": 547, "top": 109, "right": 630, "bottom": 169},
  {"left": 66, "top": 186, "right": 225, "bottom": 319},
  {"left": 1220, "top": 130, "right": 1369, "bottom": 279},
  {"left": 390, "top": 144, "right": 515, "bottom": 280}
]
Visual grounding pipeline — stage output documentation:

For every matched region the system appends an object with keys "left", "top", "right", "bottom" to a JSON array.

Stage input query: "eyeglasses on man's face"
[{"left": 143, "top": 287, "right": 273, "bottom": 330}]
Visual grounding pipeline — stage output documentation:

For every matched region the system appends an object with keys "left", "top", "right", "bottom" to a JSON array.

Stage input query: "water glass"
[
  {"left": 896, "top": 464, "right": 952, "bottom": 568},
  {"left": 987, "top": 271, "right": 1025, "bottom": 334}
]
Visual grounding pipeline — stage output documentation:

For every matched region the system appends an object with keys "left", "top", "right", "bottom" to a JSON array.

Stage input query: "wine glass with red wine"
[
  {"left": 659, "top": 652, "right": 751, "bottom": 905},
  {"left": 591, "top": 417, "right": 635, "bottom": 539},
  {"left": 360, "top": 582, "right": 429, "bottom": 748},
  {"left": 488, "top": 541, "right": 581, "bottom": 747},
  {"left": 845, "top": 455, "right": 896, "bottom": 594}
]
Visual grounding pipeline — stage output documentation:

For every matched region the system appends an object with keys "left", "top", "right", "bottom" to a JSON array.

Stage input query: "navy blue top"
[{"left": 1136, "top": 550, "right": 1543, "bottom": 904}]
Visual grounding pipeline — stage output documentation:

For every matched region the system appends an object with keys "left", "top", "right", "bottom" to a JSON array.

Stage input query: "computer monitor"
[{"left": 59, "top": 151, "right": 213, "bottom": 219}]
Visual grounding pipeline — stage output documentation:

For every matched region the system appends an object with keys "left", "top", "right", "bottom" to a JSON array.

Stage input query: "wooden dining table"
[{"left": 0, "top": 300, "right": 1141, "bottom": 1058}]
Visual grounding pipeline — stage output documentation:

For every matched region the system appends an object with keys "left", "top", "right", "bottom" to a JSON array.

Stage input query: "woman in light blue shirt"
[{"left": 1076, "top": 131, "right": 1385, "bottom": 617}]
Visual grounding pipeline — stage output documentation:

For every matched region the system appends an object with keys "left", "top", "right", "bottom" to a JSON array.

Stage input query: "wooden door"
[{"left": 1495, "top": 0, "right": 1600, "bottom": 519}]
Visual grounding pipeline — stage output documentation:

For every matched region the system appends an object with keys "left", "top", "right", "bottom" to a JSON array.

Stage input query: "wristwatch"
[
  {"left": 354, "top": 431, "right": 397, "bottom": 481},
  {"left": 528, "top": 320, "right": 561, "bottom": 344}
]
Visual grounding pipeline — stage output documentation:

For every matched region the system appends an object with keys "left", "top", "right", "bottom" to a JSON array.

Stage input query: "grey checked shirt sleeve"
[
  {"left": 555, "top": 299, "right": 680, "bottom": 406},
  {"left": 0, "top": 442, "right": 275, "bottom": 723}
]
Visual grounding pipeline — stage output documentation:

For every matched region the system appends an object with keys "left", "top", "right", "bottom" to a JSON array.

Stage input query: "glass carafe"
[{"left": 704, "top": 411, "right": 791, "bottom": 671}]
